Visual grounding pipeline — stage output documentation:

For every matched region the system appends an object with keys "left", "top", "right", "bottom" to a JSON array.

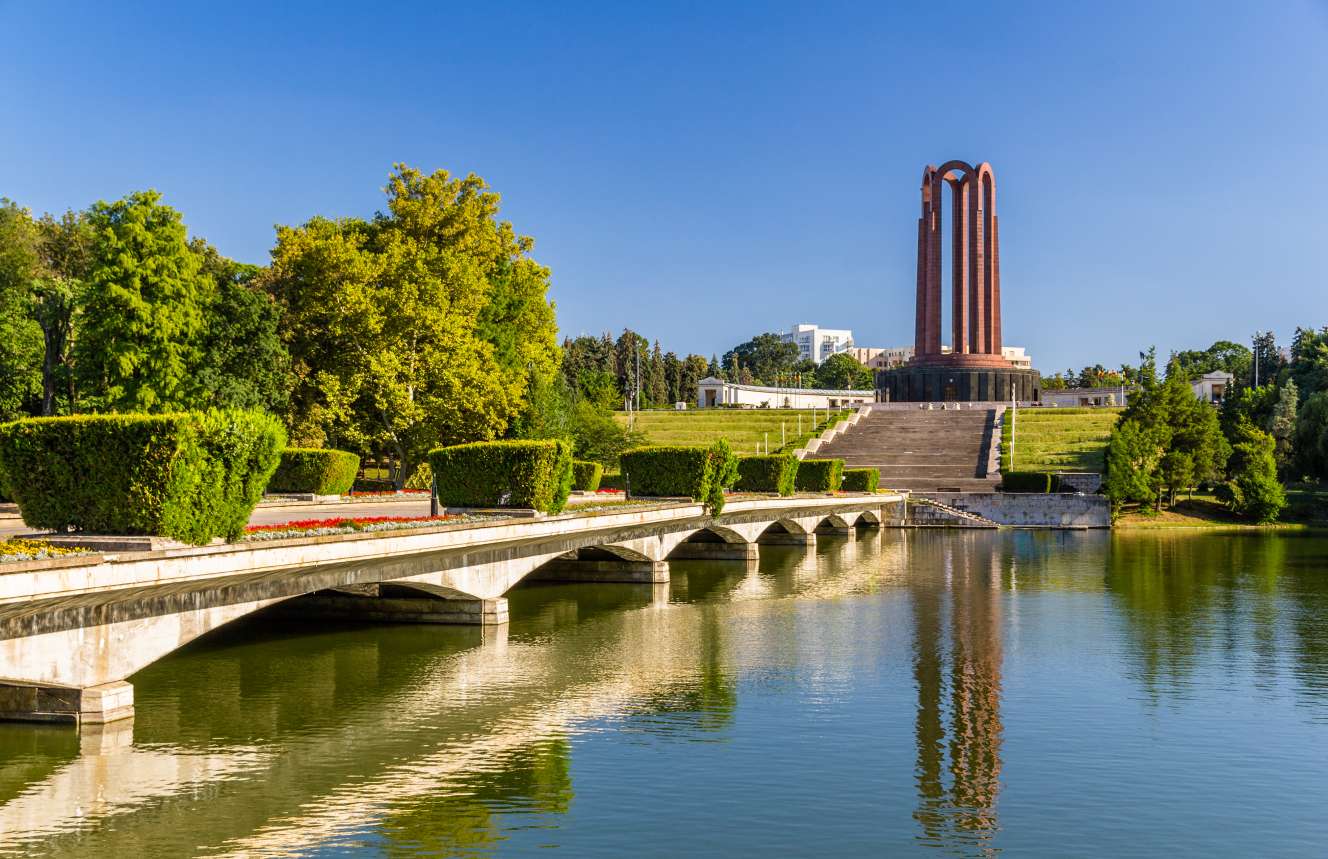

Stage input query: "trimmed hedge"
[
  {"left": 1001, "top": 471, "right": 1062, "bottom": 493},
  {"left": 735, "top": 453, "right": 798, "bottom": 496},
  {"left": 572, "top": 460, "right": 603, "bottom": 492},
  {"left": 795, "top": 458, "right": 844, "bottom": 493},
  {"left": 620, "top": 440, "right": 738, "bottom": 515},
  {"left": 0, "top": 411, "right": 285, "bottom": 544},
  {"left": 840, "top": 467, "right": 879, "bottom": 493},
  {"left": 428, "top": 439, "right": 573, "bottom": 513},
  {"left": 268, "top": 448, "right": 360, "bottom": 496}
]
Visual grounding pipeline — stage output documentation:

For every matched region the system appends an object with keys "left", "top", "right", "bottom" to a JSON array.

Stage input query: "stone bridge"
[{"left": 0, "top": 494, "right": 903, "bottom": 726}]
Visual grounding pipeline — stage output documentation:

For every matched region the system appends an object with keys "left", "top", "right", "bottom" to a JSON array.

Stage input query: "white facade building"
[
  {"left": 696, "top": 377, "right": 874, "bottom": 409},
  {"left": 1191, "top": 371, "right": 1233, "bottom": 404},
  {"left": 783, "top": 323, "right": 854, "bottom": 364}
]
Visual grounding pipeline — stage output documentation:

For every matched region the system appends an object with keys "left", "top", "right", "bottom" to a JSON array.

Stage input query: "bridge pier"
[
  {"left": 285, "top": 592, "right": 510, "bottom": 625},
  {"left": 532, "top": 551, "right": 670, "bottom": 584},
  {"left": 0, "top": 679, "right": 134, "bottom": 725},
  {"left": 758, "top": 531, "right": 816, "bottom": 546},
  {"left": 669, "top": 541, "right": 758, "bottom": 561}
]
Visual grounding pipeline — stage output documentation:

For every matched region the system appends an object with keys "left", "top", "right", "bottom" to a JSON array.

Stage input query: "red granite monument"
[{"left": 880, "top": 160, "right": 1039, "bottom": 402}]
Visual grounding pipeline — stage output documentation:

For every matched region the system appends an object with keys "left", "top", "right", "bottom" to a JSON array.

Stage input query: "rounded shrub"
[
  {"left": 428, "top": 439, "right": 573, "bottom": 514},
  {"left": 735, "top": 453, "right": 798, "bottom": 496},
  {"left": 268, "top": 448, "right": 361, "bottom": 496},
  {"left": 794, "top": 458, "right": 844, "bottom": 493},
  {"left": 0, "top": 410, "right": 286, "bottom": 544},
  {"left": 840, "top": 467, "right": 879, "bottom": 493},
  {"left": 572, "top": 460, "right": 603, "bottom": 492}
]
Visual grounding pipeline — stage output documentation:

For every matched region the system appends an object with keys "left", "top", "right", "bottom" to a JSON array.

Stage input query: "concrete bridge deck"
[{"left": 0, "top": 493, "right": 902, "bottom": 726}]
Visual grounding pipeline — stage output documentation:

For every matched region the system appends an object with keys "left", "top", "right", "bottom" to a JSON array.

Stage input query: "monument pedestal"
[{"left": 878, "top": 364, "right": 1039, "bottom": 403}]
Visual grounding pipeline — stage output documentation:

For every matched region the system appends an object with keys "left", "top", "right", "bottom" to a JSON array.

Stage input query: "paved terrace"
[{"left": 0, "top": 493, "right": 902, "bottom": 726}]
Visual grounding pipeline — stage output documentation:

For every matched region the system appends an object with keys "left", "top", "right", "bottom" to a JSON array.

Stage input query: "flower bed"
[
  {"left": 0, "top": 539, "right": 93, "bottom": 564},
  {"left": 347, "top": 489, "right": 431, "bottom": 498},
  {"left": 243, "top": 515, "right": 459, "bottom": 541}
]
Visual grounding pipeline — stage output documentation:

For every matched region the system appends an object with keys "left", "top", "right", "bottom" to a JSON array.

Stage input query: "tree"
[
  {"left": 614, "top": 329, "right": 648, "bottom": 409},
  {"left": 569, "top": 399, "right": 644, "bottom": 467},
  {"left": 721, "top": 333, "right": 799, "bottom": 385},
  {"left": 1294, "top": 391, "right": 1328, "bottom": 480},
  {"left": 264, "top": 167, "right": 535, "bottom": 485},
  {"left": 1105, "top": 417, "right": 1167, "bottom": 515},
  {"left": 1171, "top": 340, "right": 1252, "bottom": 383},
  {"left": 1218, "top": 422, "right": 1286, "bottom": 523},
  {"left": 663, "top": 351, "right": 682, "bottom": 405},
  {"left": 681, "top": 354, "right": 709, "bottom": 404},
  {"left": 0, "top": 201, "right": 44, "bottom": 420},
  {"left": 75, "top": 191, "right": 209, "bottom": 412},
  {"left": 1252, "top": 330, "right": 1284, "bottom": 387},
  {"left": 1289, "top": 327, "right": 1328, "bottom": 399},
  {"left": 814, "top": 352, "right": 873, "bottom": 390},
  {"left": 647, "top": 340, "right": 667, "bottom": 407},
  {"left": 192, "top": 240, "right": 289, "bottom": 412},
  {"left": 1269, "top": 379, "right": 1298, "bottom": 476}
]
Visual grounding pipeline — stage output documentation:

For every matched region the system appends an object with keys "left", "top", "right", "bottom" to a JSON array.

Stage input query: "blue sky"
[{"left": 3, "top": 1, "right": 1326, "bottom": 371}]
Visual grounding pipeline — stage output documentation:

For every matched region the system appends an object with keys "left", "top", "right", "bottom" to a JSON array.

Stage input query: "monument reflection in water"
[{"left": 5, "top": 529, "right": 1328, "bottom": 856}]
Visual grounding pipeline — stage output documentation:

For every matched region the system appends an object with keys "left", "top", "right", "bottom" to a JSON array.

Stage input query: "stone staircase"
[
  {"left": 814, "top": 407, "right": 999, "bottom": 493},
  {"left": 907, "top": 498, "right": 1000, "bottom": 528}
]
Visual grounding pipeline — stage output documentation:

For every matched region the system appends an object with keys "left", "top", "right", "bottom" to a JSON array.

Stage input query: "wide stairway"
[{"left": 815, "top": 407, "right": 999, "bottom": 492}]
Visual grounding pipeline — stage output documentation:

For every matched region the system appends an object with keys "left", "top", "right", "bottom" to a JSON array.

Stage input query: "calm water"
[{"left": 3, "top": 530, "right": 1328, "bottom": 857}]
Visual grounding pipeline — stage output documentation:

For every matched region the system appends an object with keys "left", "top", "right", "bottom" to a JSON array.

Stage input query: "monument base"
[{"left": 878, "top": 365, "right": 1039, "bottom": 403}]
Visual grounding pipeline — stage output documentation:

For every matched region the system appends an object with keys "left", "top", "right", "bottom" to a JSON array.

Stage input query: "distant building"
[
  {"left": 1191, "top": 371, "right": 1233, "bottom": 404},
  {"left": 696, "top": 377, "right": 874, "bottom": 409},
  {"left": 783, "top": 323, "right": 853, "bottom": 365},
  {"left": 1041, "top": 386, "right": 1129, "bottom": 408}
]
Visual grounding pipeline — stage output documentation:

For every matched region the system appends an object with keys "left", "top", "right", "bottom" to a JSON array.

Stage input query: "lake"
[{"left": 3, "top": 529, "right": 1327, "bottom": 857}]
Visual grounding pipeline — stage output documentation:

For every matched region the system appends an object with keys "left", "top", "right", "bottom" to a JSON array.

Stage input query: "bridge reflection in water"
[{"left": 0, "top": 528, "right": 1023, "bottom": 856}]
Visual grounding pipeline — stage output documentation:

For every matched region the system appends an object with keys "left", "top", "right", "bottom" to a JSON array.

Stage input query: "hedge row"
[
  {"left": 620, "top": 441, "right": 738, "bottom": 515},
  {"left": 428, "top": 439, "right": 573, "bottom": 513},
  {"left": 840, "top": 467, "right": 879, "bottom": 493},
  {"left": 794, "top": 458, "right": 844, "bottom": 492},
  {"left": 268, "top": 448, "right": 360, "bottom": 496},
  {"left": 1000, "top": 471, "right": 1063, "bottom": 493},
  {"left": 735, "top": 453, "right": 798, "bottom": 496},
  {"left": 572, "top": 460, "right": 603, "bottom": 492},
  {"left": 0, "top": 411, "right": 285, "bottom": 544}
]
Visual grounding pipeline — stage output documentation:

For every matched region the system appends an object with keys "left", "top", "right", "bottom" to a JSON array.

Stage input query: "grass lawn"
[
  {"left": 616, "top": 408, "right": 853, "bottom": 455},
  {"left": 1002, "top": 407, "right": 1121, "bottom": 473},
  {"left": 1115, "top": 487, "right": 1328, "bottom": 530}
]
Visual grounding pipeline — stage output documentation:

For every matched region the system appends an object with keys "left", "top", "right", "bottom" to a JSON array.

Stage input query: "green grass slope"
[
  {"left": 617, "top": 409, "right": 852, "bottom": 455},
  {"left": 1001, "top": 407, "right": 1120, "bottom": 473}
]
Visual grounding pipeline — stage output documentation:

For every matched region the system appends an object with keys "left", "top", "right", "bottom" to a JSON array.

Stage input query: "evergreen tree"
[
  {"left": 1269, "top": 379, "right": 1298, "bottom": 476},
  {"left": 663, "top": 351, "right": 682, "bottom": 405},
  {"left": 647, "top": 340, "right": 667, "bottom": 407},
  {"left": 76, "top": 191, "right": 208, "bottom": 412},
  {"left": 1218, "top": 422, "right": 1286, "bottom": 523}
]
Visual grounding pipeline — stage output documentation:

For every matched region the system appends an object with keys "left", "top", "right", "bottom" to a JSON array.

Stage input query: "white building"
[
  {"left": 1191, "top": 371, "right": 1233, "bottom": 404},
  {"left": 696, "top": 377, "right": 874, "bottom": 409},
  {"left": 1041, "top": 386, "right": 1129, "bottom": 408},
  {"left": 783, "top": 323, "right": 854, "bottom": 365}
]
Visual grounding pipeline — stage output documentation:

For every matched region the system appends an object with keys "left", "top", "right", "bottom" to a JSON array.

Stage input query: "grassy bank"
[
  {"left": 1115, "top": 487, "right": 1328, "bottom": 530},
  {"left": 1002, "top": 407, "right": 1120, "bottom": 473},
  {"left": 617, "top": 408, "right": 853, "bottom": 455}
]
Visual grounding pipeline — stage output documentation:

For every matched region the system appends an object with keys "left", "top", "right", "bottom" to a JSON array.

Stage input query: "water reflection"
[{"left": 2, "top": 530, "right": 1328, "bottom": 856}]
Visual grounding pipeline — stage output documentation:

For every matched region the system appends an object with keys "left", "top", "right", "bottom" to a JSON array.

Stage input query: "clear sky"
[{"left": 3, "top": 1, "right": 1326, "bottom": 371}]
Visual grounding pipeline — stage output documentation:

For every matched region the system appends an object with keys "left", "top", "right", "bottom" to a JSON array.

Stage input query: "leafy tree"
[
  {"left": 1105, "top": 417, "right": 1167, "bottom": 515},
  {"left": 1217, "top": 422, "right": 1286, "bottom": 523},
  {"left": 76, "top": 191, "right": 209, "bottom": 412},
  {"left": 1294, "top": 391, "right": 1328, "bottom": 480},
  {"left": 1289, "top": 327, "right": 1328, "bottom": 399},
  {"left": 192, "top": 241, "right": 289, "bottom": 412},
  {"left": 814, "top": 352, "right": 873, "bottom": 390},
  {"left": 512, "top": 371, "right": 574, "bottom": 442},
  {"left": 569, "top": 399, "right": 644, "bottom": 467},
  {"left": 1269, "top": 379, "right": 1298, "bottom": 476},
  {"left": 1171, "top": 340, "right": 1252, "bottom": 383},
  {"left": 722, "top": 332, "right": 799, "bottom": 385},
  {"left": 0, "top": 201, "right": 44, "bottom": 420}
]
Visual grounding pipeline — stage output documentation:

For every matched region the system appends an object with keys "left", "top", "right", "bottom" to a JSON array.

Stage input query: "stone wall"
[
  {"left": 919, "top": 492, "right": 1110, "bottom": 528},
  {"left": 1054, "top": 472, "right": 1103, "bottom": 493}
]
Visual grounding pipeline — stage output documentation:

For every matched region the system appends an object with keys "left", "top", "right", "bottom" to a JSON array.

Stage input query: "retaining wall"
[{"left": 920, "top": 492, "right": 1110, "bottom": 528}]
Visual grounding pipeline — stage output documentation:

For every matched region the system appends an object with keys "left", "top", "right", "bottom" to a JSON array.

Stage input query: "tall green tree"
[
  {"left": 75, "top": 191, "right": 209, "bottom": 412},
  {"left": 814, "top": 353, "right": 873, "bottom": 390},
  {"left": 1268, "top": 379, "right": 1298, "bottom": 476},
  {"left": 1289, "top": 327, "right": 1328, "bottom": 399},
  {"left": 1294, "top": 391, "right": 1328, "bottom": 480},
  {"left": 192, "top": 240, "right": 290, "bottom": 412},
  {"left": 1218, "top": 422, "right": 1285, "bottom": 523},
  {"left": 722, "top": 332, "right": 799, "bottom": 385},
  {"left": 0, "top": 201, "right": 44, "bottom": 420}
]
